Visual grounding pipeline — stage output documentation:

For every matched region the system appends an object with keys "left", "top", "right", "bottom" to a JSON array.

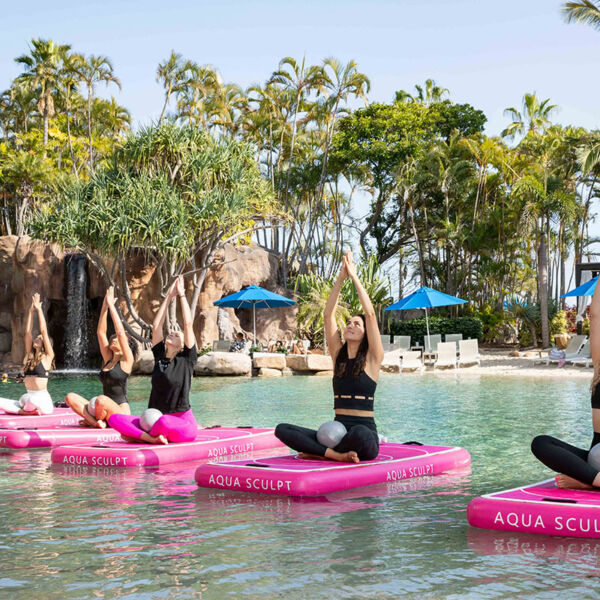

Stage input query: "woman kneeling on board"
[
  {"left": 531, "top": 277, "right": 600, "bottom": 489},
  {"left": 275, "top": 250, "right": 384, "bottom": 463},
  {"left": 65, "top": 286, "right": 135, "bottom": 428},
  {"left": 108, "top": 276, "right": 198, "bottom": 444},
  {"left": 0, "top": 293, "right": 55, "bottom": 415}
]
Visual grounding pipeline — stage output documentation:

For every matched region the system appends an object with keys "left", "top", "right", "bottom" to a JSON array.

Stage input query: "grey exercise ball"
[
  {"left": 588, "top": 444, "right": 600, "bottom": 471},
  {"left": 316, "top": 421, "right": 347, "bottom": 448},
  {"left": 140, "top": 408, "right": 163, "bottom": 433}
]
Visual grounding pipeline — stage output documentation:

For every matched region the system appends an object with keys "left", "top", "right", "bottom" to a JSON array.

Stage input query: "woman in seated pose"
[
  {"left": 275, "top": 250, "right": 384, "bottom": 463},
  {"left": 65, "top": 286, "right": 135, "bottom": 428},
  {"left": 531, "top": 277, "right": 600, "bottom": 489},
  {"left": 108, "top": 276, "right": 198, "bottom": 444},
  {"left": 0, "top": 293, "right": 54, "bottom": 415}
]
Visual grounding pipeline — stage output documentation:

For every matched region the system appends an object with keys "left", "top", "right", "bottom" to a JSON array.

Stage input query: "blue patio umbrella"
[
  {"left": 561, "top": 276, "right": 598, "bottom": 298},
  {"left": 384, "top": 286, "right": 468, "bottom": 342},
  {"left": 214, "top": 285, "right": 296, "bottom": 343}
]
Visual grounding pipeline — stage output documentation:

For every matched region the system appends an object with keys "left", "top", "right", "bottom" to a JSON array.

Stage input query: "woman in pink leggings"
[{"left": 108, "top": 276, "right": 199, "bottom": 444}]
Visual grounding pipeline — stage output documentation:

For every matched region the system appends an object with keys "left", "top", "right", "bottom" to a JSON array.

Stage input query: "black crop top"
[
  {"left": 99, "top": 362, "right": 129, "bottom": 405},
  {"left": 332, "top": 358, "right": 377, "bottom": 412},
  {"left": 24, "top": 361, "right": 49, "bottom": 378},
  {"left": 149, "top": 342, "right": 197, "bottom": 413}
]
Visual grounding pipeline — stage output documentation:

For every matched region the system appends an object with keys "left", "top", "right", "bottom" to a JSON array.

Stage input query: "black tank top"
[
  {"left": 24, "top": 361, "right": 49, "bottom": 378},
  {"left": 332, "top": 358, "right": 377, "bottom": 411},
  {"left": 99, "top": 362, "right": 129, "bottom": 405}
]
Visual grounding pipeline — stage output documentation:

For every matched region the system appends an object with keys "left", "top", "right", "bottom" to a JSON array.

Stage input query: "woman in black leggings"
[
  {"left": 531, "top": 277, "right": 600, "bottom": 489},
  {"left": 275, "top": 250, "right": 384, "bottom": 463}
]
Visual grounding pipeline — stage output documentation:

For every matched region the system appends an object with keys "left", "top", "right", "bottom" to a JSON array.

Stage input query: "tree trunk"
[{"left": 538, "top": 231, "right": 550, "bottom": 348}]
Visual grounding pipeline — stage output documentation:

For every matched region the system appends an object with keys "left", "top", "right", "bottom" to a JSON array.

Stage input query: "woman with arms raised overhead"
[
  {"left": 275, "top": 250, "right": 384, "bottom": 462},
  {"left": 108, "top": 276, "right": 199, "bottom": 444}
]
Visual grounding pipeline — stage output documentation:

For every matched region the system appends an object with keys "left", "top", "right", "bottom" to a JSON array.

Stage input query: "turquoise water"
[{"left": 1, "top": 373, "right": 600, "bottom": 599}]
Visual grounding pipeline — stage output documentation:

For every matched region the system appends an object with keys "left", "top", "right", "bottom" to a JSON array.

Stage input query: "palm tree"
[
  {"left": 0, "top": 147, "right": 53, "bottom": 235},
  {"left": 395, "top": 79, "right": 449, "bottom": 106},
  {"left": 156, "top": 51, "right": 187, "bottom": 124},
  {"left": 74, "top": 54, "right": 121, "bottom": 170},
  {"left": 209, "top": 83, "right": 248, "bottom": 136},
  {"left": 14, "top": 38, "right": 71, "bottom": 148},
  {"left": 563, "top": 1, "right": 600, "bottom": 28},
  {"left": 414, "top": 78, "right": 449, "bottom": 106},
  {"left": 268, "top": 56, "right": 326, "bottom": 285},
  {"left": 59, "top": 52, "right": 84, "bottom": 177},
  {"left": 92, "top": 96, "right": 131, "bottom": 137},
  {"left": 175, "top": 62, "right": 220, "bottom": 127},
  {"left": 502, "top": 93, "right": 557, "bottom": 139}
]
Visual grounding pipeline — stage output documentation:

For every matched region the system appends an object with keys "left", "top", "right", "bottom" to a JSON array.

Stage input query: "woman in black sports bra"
[
  {"left": 275, "top": 250, "right": 385, "bottom": 462},
  {"left": 531, "top": 276, "right": 600, "bottom": 489},
  {"left": 65, "top": 286, "right": 136, "bottom": 428}
]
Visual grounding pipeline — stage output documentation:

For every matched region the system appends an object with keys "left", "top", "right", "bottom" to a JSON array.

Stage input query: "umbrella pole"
[
  {"left": 425, "top": 307, "right": 430, "bottom": 349},
  {"left": 253, "top": 304, "right": 257, "bottom": 346}
]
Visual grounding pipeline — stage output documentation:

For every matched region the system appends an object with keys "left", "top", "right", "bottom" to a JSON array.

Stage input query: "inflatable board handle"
[
  {"left": 245, "top": 463, "right": 270, "bottom": 468},
  {"left": 542, "top": 498, "right": 578, "bottom": 504}
]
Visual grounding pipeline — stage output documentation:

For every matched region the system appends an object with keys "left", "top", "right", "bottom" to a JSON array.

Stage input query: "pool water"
[{"left": 1, "top": 374, "right": 599, "bottom": 599}]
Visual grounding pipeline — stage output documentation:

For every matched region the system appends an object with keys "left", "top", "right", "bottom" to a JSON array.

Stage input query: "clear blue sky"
[{"left": 1, "top": 0, "right": 599, "bottom": 137}]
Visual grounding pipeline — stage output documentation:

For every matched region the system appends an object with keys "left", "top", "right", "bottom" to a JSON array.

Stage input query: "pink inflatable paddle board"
[
  {"left": 468, "top": 479, "right": 600, "bottom": 538},
  {"left": 0, "top": 427, "right": 122, "bottom": 449},
  {"left": 51, "top": 426, "right": 284, "bottom": 468},
  {"left": 0, "top": 408, "right": 80, "bottom": 430},
  {"left": 194, "top": 442, "right": 471, "bottom": 496}
]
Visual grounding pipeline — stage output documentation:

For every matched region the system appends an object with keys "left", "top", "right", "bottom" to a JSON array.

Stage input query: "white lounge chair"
[
  {"left": 424, "top": 334, "right": 442, "bottom": 354},
  {"left": 400, "top": 351, "right": 423, "bottom": 372},
  {"left": 394, "top": 335, "right": 411, "bottom": 351},
  {"left": 569, "top": 340, "right": 592, "bottom": 367},
  {"left": 458, "top": 339, "right": 481, "bottom": 367},
  {"left": 445, "top": 333, "right": 463, "bottom": 350},
  {"left": 212, "top": 340, "right": 232, "bottom": 352},
  {"left": 543, "top": 334, "right": 587, "bottom": 365},
  {"left": 382, "top": 348, "right": 404, "bottom": 371},
  {"left": 434, "top": 342, "right": 458, "bottom": 369}
]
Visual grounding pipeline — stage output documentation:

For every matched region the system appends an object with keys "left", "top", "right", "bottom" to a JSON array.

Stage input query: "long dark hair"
[{"left": 334, "top": 314, "right": 369, "bottom": 378}]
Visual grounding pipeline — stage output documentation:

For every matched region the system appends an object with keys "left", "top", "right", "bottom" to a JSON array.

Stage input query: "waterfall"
[{"left": 64, "top": 254, "right": 89, "bottom": 368}]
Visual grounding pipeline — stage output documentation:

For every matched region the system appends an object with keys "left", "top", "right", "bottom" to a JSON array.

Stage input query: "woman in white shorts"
[{"left": 0, "top": 293, "right": 55, "bottom": 415}]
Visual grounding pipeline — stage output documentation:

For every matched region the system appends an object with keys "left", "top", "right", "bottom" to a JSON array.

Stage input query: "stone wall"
[{"left": 0, "top": 236, "right": 297, "bottom": 369}]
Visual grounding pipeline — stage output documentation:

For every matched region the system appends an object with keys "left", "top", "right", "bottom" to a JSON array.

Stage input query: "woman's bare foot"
[
  {"left": 298, "top": 453, "right": 328, "bottom": 460},
  {"left": 145, "top": 433, "right": 168, "bottom": 445},
  {"left": 556, "top": 474, "right": 596, "bottom": 490},
  {"left": 325, "top": 448, "right": 360, "bottom": 463}
]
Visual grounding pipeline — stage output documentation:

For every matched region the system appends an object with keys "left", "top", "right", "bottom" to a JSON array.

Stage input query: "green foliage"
[
  {"left": 425, "top": 100, "right": 487, "bottom": 140},
  {"left": 389, "top": 316, "right": 483, "bottom": 345},
  {"left": 506, "top": 298, "right": 560, "bottom": 347},
  {"left": 198, "top": 346, "right": 211, "bottom": 357},
  {"left": 276, "top": 346, "right": 289, "bottom": 354},
  {"left": 29, "top": 123, "right": 274, "bottom": 266},
  {"left": 550, "top": 310, "right": 569, "bottom": 336},
  {"left": 468, "top": 305, "right": 506, "bottom": 343}
]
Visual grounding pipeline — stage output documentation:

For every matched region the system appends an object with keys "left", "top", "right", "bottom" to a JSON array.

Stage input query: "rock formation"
[{"left": 0, "top": 236, "right": 298, "bottom": 370}]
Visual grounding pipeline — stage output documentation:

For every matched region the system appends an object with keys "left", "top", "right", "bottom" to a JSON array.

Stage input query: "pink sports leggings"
[{"left": 108, "top": 409, "right": 198, "bottom": 443}]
